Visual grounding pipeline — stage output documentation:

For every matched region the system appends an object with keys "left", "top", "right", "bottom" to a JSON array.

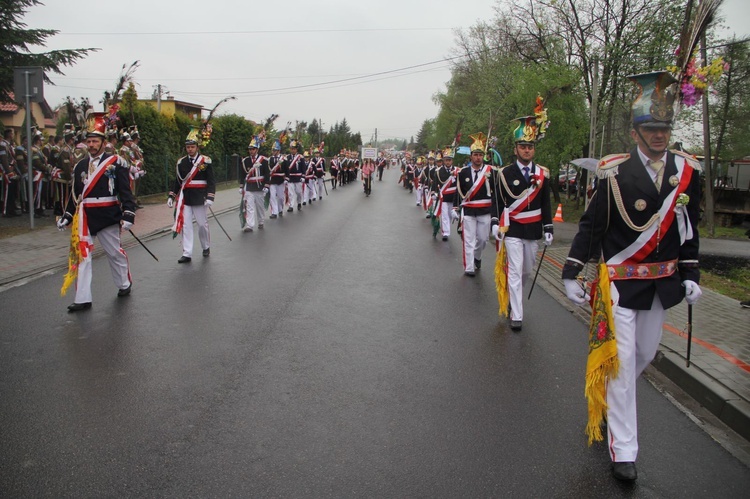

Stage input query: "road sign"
[{"left": 13, "top": 67, "right": 44, "bottom": 104}]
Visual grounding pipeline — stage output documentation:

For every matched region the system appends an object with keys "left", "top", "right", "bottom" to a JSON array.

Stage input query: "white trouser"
[
  {"left": 316, "top": 178, "right": 325, "bottom": 198},
  {"left": 289, "top": 182, "right": 303, "bottom": 207},
  {"left": 243, "top": 190, "right": 265, "bottom": 228},
  {"left": 504, "top": 237, "right": 539, "bottom": 321},
  {"left": 270, "top": 183, "right": 285, "bottom": 215},
  {"left": 440, "top": 201, "right": 453, "bottom": 237},
  {"left": 75, "top": 224, "right": 130, "bottom": 304},
  {"left": 461, "top": 213, "right": 490, "bottom": 272},
  {"left": 305, "top": 181, "right": 317, "bottom": 203},
  {"left": 181, "top": 204, "right": 210, "bottom": 257},
  {"left": 607, "top": 293, "right": 666, "bottom": 463},
  {"left": 415, "top": 185, "right": 422, "bottom": 205}
]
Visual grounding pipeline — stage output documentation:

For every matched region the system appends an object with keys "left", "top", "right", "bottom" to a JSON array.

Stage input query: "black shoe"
[
  {"left": 510, "top": 320, "right": 522, "bottom": 331},
  {"left": 425, "top": 214, "right": 431, "bottom": 219},
  {"left": 279, "top": 212, "right": 283, "bottom": 217},
  {"left": 464, "top": 270, "right": 476, "bottom": 277},
  {"left": 270, "top": 214, "right": 277, "bottom": 219},
  {"left": 287, "top": 207, "right": 293, "bottom": 212},
  {"left": 258, "top": 224, "right": 264, "bottom": 229},
  {"left": 741, "top": 300, "right": 750, "bottom": 309},
  {"left": 474, "top": 259, "right": 482, "bottom": 270},
  {"left": 202, "top": 248, "right": 210, "bottom": 257},
  {"left": 442, "top": 236, "right": 448, "bottom": 241},
  {"left": 303, "top": 202, "right": 307, "bottom": 205},
  {"left": 612, "top": 462, "right": 637, "bottom": 481},
  {"left": 67, "top": 302, "right": 92, "bottom": 313},
  {"left": 178, "top": 256, "right": 192, "bottom": 264},
  {"left": 297, "top": 204, "right": 302, "bottom": 210},
  {"left": 117, "top": 284, "right": 131, "bottom": 297}
]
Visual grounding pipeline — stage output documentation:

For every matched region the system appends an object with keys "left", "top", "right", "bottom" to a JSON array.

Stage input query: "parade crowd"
[{"left": 1, "top": 67, "right": 705, "bottom": 484}]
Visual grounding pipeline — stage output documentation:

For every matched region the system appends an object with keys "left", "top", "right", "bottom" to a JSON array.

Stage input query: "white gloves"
[
  {"left": 121, "top": 220, "right": 133, "bottom": 231},
  {"left": 683, "top": 280, "right": 702, "bottom": 305},
  {"left": 564, "top": 279, "right": 590, "bottom": 306},
  {"left": 431, "top": 193, "right": 438, "bottom": 200},
  {"left": 450, "top": 209, "right": 459, "bottom": 222},
  {"left": 56, "top": 218, "right": 70, "bottom": 231},
  {"left": 491, "top": 224, "right": 502, "bottom": 241},
  {"left": 262, "top": 187, "right": 269, "bottom": 194},
  {"left": 167, "top": 197, "right": 174, "bottom": 208},
  {"left": 239, "top": 188, "right": 244, "bottom": 195},
  {"left": 205, "top": 199, "right": 213, "bottom": 207},
  {"left": 544, "top": 232, "right": 553, "bottom": 246}
]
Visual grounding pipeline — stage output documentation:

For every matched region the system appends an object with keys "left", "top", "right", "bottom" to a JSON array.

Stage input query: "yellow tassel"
[
  {"left": 584, "top": 263, "right": 619, "bottom": 444},
  {"left": 60, "top": 209, "right": 82, "bottom": 296},
  {"left": 495, "top": 241, "right": 510, "bottom": 318}
]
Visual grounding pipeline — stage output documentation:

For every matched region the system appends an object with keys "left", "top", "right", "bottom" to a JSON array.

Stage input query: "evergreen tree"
[{"left": 0, "top": 0, "right": 97, "bottom": 103}]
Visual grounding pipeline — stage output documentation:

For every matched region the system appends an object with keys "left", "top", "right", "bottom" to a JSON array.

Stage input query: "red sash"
[
  {"left": 77, "top": 155, "right": 119, "bottom": 257},
  {"left": 461, "top": 165, "right": 492, "bottom": 208},
  {"left": 172, "top": 157, "right": 203, "bottom": 235}
]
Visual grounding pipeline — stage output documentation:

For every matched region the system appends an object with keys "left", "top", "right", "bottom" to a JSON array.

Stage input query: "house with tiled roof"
[{"left": 0, "top": 93, "right": 58, "bottom": 143}]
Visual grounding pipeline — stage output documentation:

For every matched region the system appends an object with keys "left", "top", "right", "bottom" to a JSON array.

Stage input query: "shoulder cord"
[
  {"left": 609, "top": 175, "right": 660, "bottom": 232},
  {"left": 498, "top": 168, "right": 530, "bottom": 201}
]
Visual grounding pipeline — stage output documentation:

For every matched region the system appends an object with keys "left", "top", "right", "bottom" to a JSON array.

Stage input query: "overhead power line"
[{"left": 58, "top": 27, "right": 457, "bottom": 36}]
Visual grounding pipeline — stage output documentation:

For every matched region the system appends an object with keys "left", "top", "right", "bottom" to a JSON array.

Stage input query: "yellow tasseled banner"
[
  {"left": 584, "top": 263, "right": 619, "bottom": 445},
  {"left": 495, "top": 240, "right": 510, "bottom": 318},
  {"left": 60, "top": 210, "right": 82, "bottom": 296}
]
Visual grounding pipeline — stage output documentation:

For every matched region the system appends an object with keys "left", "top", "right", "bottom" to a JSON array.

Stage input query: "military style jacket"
[
  {"left": 456, "top": 164, "right": 496, "bottom": 217},
  {"left": 169, "top": 154, "right": 216, "bottom": 206},
  {"left": 562, "top": 149, "right": 701, "bottom": 310},
  {"left": 241, "top": 154, "right": 270, "bottom": 192},
  {"left": 285, "top": 154, "right": 306, "bottom": 183},
  {"left": 432, "top": 165, "right": 457, "bottom": 204},
  {"left": 495, "top": 162, "right": 553, "bottom": 240},
  {"left": 269, "top": 154, "right": 287, "bottom": 185},
  {"left": 64, "top": 152, "right": 136, "bottom": 235}
]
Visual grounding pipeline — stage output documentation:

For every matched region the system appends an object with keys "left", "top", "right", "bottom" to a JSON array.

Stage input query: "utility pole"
[
  {"left": 375, "top": 128, "right": 378, "bottom": 150},
  {"left": 701, "top": 34, "right": 715, "bottom": 237}
]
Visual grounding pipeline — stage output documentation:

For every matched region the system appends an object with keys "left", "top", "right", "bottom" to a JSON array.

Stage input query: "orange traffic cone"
[{"left": 553, "top": 203, "right": 564, "bottom": 222}]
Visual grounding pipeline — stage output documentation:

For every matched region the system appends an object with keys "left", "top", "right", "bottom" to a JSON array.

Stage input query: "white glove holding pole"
[
  {"left": 491, "top": 224, "right": 502, "bottom": 242},
  {"left": 564, "top": 279, "right": 590, "bottom": 306},
  {"left": 451, "top": 209, "right": 459, "bottom": 222},
  {"left": 121, "top": 220, "right": 133, "bottom": 231},
  {"left": 205, "top": 199, "right": 213, "bottom": 207},
  {"left": 683, "top": 280, "right": 702, "bottom": 305},
  {"left": 56, "top": 218, "right": 70, "bottom": 231},
  {"left": 544, "top": 232, "right": 553, "bottom": 247},
  {"left": 167, "top": 197, "right": 174, "bottom": 208}
]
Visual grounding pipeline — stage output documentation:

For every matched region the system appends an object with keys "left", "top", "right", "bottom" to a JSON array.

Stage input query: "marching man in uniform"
[
  {"left": 456, "top": 133, "right": 496, "bottom": 277},
  {"left": 312, "top": 146, "right": 326, "bottom": 200},
  {"left": 268, "top": 140, "right": 286, "bottom": 219},
  {"left": 491, "top": 100, "right": 554, "bottom": 331},
  {"left": 284, "top": 139, "right": 305, "bottom": 212},
  {"left": 562, "top": 71, "right": 702, "bottom": 481},
  {"left": 167, "top": 127, "right": 216, "bottom": 263},
  {"left": 240, "top": 135, "right": 270, "bottom": 232},
  {"left": 57, "top": 113, "right": 136, "bottom": 312},
  {"left": 432, "top": 146, "right": 458, "bottom": 241}
]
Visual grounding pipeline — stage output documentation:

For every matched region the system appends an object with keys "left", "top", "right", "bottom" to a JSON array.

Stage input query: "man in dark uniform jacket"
[
  {"left": 376, "top": 151, "right": 387, "bottom": 181},
  {"left": 284, "top": 139, "right": 305, "bottom": 212},
  {"left": 1, "top": 128, "right": 20, "bottom": 217},
  {"left": 312, "top": 147, "right": 326, "bottom": 200},
  {"left": 491, "top": 112, "right": 553, "bottom": 331},
  {"left": 58, "top": 113, "right": 136, "bottom": 312},
  {"left": 268, "top": 140, "right": 287, "bottom": 218},
  {"left": 432, "top": 147, "right": 458, "bottom": 241},
  {"left": 240, "top": 136, "right": 270, "bottom": 232},
  {"left": 167, "top": 128, "right": 216, "bottom": 263},
  {"left": 456, "top": 133, "right": 496, "bottom": 277},
  {"left": 562, "top": 71, "right": 702, "bottom": 482}
]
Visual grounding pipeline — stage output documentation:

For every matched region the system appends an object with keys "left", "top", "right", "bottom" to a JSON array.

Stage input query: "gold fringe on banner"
[{"left": 584, "top": 263, "right": 619, "bottom": 444}]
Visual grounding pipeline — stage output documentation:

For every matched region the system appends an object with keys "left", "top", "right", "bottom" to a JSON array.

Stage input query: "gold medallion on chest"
[
  {"left": 634, "top": 199, "right": 647, "bottom": 211},
  {"left": 669, "top": 175, "right": 679, "bottom": 187}
]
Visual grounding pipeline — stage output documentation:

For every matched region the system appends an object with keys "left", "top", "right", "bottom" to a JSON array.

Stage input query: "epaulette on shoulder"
[
  {"left": 537, "top": 164, "right": 550, "bottom": 178},
  {"left": 671, "top": 149, "right": 702, "bottom": 172},
  {"left": 596, "top": 153, "right": 630, "bottom": 179}
]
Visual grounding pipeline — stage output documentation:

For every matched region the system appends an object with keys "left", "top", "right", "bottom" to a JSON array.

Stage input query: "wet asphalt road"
[{"left": 1, "top": 174, "right": 749, "bottom": 498}]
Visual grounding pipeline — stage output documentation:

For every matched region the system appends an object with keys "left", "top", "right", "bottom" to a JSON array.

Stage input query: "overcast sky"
[{"left": 24, "top": 0, "right": 750, "bottom": 142}]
